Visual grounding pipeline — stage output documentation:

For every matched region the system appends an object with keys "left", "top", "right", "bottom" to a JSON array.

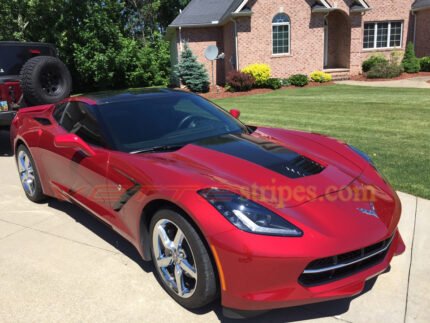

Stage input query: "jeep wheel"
[{"left": 20, "top": 56, "right": 72, "bottom": 106}]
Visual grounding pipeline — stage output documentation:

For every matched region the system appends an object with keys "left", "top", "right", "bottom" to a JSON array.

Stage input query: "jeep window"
[{"left": 0, "top": 44, "right": 55, "bottom": 76}]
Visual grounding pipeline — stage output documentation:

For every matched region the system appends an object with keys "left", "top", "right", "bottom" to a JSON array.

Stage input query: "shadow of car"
[
  {"left": 45, "top": 195, "right": 382, "bottom": 321},
  {"left": 0, "top": 129, "right": 12, "bottom": 156}
]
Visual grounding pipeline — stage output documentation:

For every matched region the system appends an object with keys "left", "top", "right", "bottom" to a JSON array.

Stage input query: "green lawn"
[{"left": 213, "top": 85, "right": 430, "bottom": 199}]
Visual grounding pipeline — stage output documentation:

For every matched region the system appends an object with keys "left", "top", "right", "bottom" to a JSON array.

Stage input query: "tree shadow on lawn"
[
  {"left": 46, "top": 197, "right": 384, "bottom": 322},
  {"left": 0, "top": 129, "right": 13, "bottom": 156}
]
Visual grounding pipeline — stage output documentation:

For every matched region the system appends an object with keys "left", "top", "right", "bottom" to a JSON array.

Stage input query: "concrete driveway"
[
  {"left": 336, "top": 76, "right": 430, "bottom": 89},
  {"left": 0, "top": 129, "right": 429, "bottom": 323}
]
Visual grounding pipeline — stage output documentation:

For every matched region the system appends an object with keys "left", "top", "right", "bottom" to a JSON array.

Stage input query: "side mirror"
[
  {"left": 54, "top": 134, "right": 95, "bottom": 157},
  {"left": 229, "top": 109, "right": 241, "bottom": 119}
]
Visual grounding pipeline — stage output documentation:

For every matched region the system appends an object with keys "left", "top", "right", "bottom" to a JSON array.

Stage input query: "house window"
[
  {"left": 363, "top": 22, "right": 403, "bottom": 49},
  {"left": 272, "top": 13, "right": 290, "bottom": 55}
]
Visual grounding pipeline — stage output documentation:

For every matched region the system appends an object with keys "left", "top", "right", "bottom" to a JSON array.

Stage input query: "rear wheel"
[
  {"left": 16, "top": 145, "right": 45, "bottom": 203},
  {"left": 150, "top": 209, "right": 218, "bottom": 309}
]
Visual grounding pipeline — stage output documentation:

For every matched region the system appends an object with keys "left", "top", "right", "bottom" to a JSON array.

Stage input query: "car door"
[{"left": 40, "top": 101, "right": 114, "bottom": 222}]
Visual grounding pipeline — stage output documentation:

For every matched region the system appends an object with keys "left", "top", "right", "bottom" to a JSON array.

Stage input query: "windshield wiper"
[{"left": 130, "top": 144, "right": 185, "bottom": 155}]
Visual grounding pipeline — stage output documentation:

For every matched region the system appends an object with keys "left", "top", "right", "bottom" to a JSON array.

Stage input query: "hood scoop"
[
  {"left": 278, "top": 155, "right": 324, "bottom": 178},
  {"left": 194, "top": 133, "right": 325, "bottom": 179}
]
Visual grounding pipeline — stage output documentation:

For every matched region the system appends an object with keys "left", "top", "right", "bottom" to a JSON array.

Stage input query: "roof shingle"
[
  {"left": 412, "top": 0, "right": 430, "bottom": 11},
  {"left": 169, "top": 0, "right": 245, "bottom": 27}
]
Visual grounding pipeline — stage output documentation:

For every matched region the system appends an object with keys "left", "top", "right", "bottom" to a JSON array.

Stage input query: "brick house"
[{"left": 167, "top": 0, "right": 430, "bottom": 84}]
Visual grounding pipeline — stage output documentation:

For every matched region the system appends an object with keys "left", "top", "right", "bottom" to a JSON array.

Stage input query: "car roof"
[{"left": 81, "top": 88, "right": 195, "bottom": 105}]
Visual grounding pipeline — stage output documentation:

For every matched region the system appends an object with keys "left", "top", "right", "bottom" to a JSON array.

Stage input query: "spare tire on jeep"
[{"left": 20, "top": 56, "right": 72, "bottom": 106}]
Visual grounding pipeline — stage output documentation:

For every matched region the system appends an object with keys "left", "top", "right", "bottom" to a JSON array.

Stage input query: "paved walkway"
[
  {"left": 336, "top": 76, "right": 430, "bottom": 89},
  {"left": 0, "top": 130, "right": 429, "bottom": 322}
]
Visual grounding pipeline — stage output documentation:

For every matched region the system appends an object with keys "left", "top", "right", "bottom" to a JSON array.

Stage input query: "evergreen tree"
[
  {"left": 175, "top": 43, "right": 210, "bottom": 93},
  {"left": 402, "top": 42, "right": 421, "bottom": 73}
]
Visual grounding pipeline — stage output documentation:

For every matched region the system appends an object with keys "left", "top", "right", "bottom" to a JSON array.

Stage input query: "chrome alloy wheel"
[
  {"left": 152, "top": 219, "right": 198, "bottom": 298},
  {"left": 17, "top": 150, "right": 36, "bottom": 197}
]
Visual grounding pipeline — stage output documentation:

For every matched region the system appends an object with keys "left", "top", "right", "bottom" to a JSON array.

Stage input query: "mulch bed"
[
  {"left": 179, "top": 81, "right": 335, "bottom": 100},
  {"left": 350, "top": 71, "right": 430, "bottom": 82}
]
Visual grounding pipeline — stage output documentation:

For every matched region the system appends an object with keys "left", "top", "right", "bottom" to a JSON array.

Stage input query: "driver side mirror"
[
  {"left": 54, "top": 134, "right": 95, "bottom": 157},
  {"left": 229, "top": 109, "right": 241, "bottom": 119}
]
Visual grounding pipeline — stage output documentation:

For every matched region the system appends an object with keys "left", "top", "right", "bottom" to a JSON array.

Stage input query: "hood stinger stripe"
[{"left": 193, "top": 133, "right": 324, "bottom": 179}]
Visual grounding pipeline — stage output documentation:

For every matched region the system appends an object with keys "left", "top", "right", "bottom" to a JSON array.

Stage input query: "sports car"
[{"left": 10, "top": 89, "right": 405, "bottom": 318}]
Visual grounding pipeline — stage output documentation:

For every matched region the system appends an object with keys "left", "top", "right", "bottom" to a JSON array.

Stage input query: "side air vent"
[{"left": 33, "top": 117, "right": 52, "bottom": 125}]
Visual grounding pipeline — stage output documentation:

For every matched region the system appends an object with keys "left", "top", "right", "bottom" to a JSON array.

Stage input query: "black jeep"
[{"left": 0, "top": 41, "right": 72, "bottom": 128}]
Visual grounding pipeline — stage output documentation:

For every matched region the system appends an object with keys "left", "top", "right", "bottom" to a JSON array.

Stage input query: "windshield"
[{"left": 98, "top": 93, "right": 247, "bottom": 153}]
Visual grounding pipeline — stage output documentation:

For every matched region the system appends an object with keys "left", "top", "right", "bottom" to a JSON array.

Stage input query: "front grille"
[{"left": 299, "top": 234, "right": 395, "bottom": 286}]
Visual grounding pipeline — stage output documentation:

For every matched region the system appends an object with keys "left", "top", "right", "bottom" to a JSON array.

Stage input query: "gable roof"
[
  {"left": 412, "top": 0, "right": 430, "bottom": 11},
  {"left": 169, "top": 0, "right": 245, "bottom": 27}
]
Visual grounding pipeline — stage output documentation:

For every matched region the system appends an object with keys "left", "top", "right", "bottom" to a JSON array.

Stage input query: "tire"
[
  {"left": 150, "top": 209, "right": 218, "bottom": 309},
  {"left": 16, "top": 145, "right": 46, "bottom": 203},
  {"left": 20, "top": 56, "right": 72, "bottom": 106}
]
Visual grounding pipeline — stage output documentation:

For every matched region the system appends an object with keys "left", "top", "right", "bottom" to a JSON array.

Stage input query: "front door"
[{"left": 40, "top": 101, "right": 114, "bottom": 222}]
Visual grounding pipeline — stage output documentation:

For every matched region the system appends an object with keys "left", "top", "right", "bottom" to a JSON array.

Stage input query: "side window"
[
  {"left": 53, "top": 102, "right": 67, "bottom": 123},
  {"left": 57, "top": 102, "right": 105, "bottom": 147}
]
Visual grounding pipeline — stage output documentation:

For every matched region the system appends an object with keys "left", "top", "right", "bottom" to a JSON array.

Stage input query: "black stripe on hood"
[{"left": 193, "top": 133, "right": 324, "bottom": 179}]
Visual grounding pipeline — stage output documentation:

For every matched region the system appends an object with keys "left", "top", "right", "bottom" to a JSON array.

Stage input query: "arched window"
[{"left": 272, "top": 13, "right": 290, "bottom": 55}]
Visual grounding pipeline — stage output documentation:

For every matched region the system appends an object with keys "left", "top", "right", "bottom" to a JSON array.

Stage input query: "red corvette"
[{"left": 10, "top": 89, "right": 405, "bottom": 318}]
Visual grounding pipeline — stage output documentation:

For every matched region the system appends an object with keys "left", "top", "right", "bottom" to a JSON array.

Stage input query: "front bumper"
[
  {"left": 211, "top": 229, "right": 405, "bottom": 311},
  {"left": 0, "top": 111, "right": 16, "bottom": 127}
]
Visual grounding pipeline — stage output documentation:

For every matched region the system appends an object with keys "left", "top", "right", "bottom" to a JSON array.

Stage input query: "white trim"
[
  {"left": 272, "top": 14, "right": 291, "bottom": 55},
  {"left": 363, "top": 21, "right": 403, "bottom": 50},
  {"left": 324, "top": 17, "right": 329, "bottom": 68},
  {"left": 357, "top": 0, "right": 370, "bottom": 9},
  {"left": 234, "top": 0, "right": 249, "bottom": 13},
  {"left": 387, "top": 22, "right": 391, "bottom": 48},
  {"left": 320, "top": 0, "right": 332, "bottom": 8}
]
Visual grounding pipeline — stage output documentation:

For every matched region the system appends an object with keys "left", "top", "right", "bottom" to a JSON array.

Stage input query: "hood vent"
[
  {"left": 195, "top": 133, "right": 325, "bottom": 179},
  {"left": 284, "top": 155, "right": 325, "bottom": 178}
]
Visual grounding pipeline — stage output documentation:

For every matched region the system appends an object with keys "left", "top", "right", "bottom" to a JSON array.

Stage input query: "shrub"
[
  {"left": 242, "top": 64, "right": 271, "bottom": 87},
  {"left": 367, "top": 60, "right": 403, "bottom": 79},
  {"left": 174, "top": 43, "right": 210, "bottom": 93},
  {"left": 226, "top": 70, "right": 255, "bottom": 92},
  {"left": 310, "top": 70, "right": 332, "bottom": 83},
  {"left": 288, "top": 74, "right": 309, "bottom": 87},
  {"left": 281, "top": 78, "right": 291, "bottom": 86},
  {"left": 264, "top": 78, "right": 283, "bottom": 90},
  {"left": 362, "top": 55, "right": 388, "bottom": 73},
  {"left": 390, "top": 51, "right": 404, "bottom": 66},
  {"left": 420, "top": 57, "right": 430, "bottom": 72},
  {"left": 402, "top": 42, "right": 420, "bottom": 73}
]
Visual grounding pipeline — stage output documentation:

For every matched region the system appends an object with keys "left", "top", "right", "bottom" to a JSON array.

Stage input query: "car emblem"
[{"left": 357, "top": 202, "right": 379, "bottom": 218}]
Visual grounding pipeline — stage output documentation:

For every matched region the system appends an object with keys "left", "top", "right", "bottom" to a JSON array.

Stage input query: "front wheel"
[{"left": 150, "top": 209, "right": 218, "bottom": 309}]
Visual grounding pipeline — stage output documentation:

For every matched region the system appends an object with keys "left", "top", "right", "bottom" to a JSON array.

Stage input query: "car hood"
[{"left": 138, "top": 128, "right": 366, "bottom": 208}]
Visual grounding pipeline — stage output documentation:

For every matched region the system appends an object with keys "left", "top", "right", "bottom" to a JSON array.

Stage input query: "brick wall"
[
  {"left": 178, "top": 27, "right": 225, "bottom": 85},
  {"left": 173, "top": 0, "right": 418, "bottom": 83},
  {"left": 236, "top": 0, "right": 325, "bottom": 78},
  {"left": 415, "top": 9, "right": 430, "bottom": 57},
  {"left": 326, "top": 10, "right": 351, "bottom": 69},
  {"left": 352, "top": 0, "right": 415, "bottom": 73}
]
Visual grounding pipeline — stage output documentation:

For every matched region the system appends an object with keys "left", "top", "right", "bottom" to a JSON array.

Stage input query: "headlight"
[
  {"left": 198, "top": 188, "right": 303, "bottom": 237},
  {"left": 349, "top": 145, "right": 374, "bottom": 166}
]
